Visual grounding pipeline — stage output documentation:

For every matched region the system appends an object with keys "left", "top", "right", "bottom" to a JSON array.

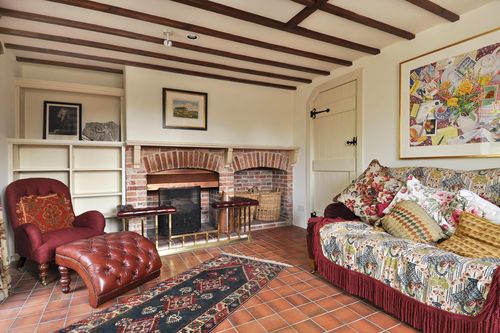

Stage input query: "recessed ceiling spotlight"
[
  {"left": 186, "top": 33, "right": 199, "bottom": 41},
  {"left": 163, "top": 30, "right": 173, "bottom": 47}
]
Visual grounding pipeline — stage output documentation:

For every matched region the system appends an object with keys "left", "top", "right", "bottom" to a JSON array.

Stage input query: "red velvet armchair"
[{"left": 5, "top": 178, "right": 105, "bottom": 285}]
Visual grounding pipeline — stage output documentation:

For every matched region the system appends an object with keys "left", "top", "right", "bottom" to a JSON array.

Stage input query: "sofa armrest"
[
  {"left": 74, "top": 210, "right": 106, "bottom": 232},
  {"left": 14, "top": 223, "right": 43, "bottom": 255},
  {"left": 324, "top": 202, "right": 358, "bottom": 220},
  {"left": 307, "top": 217, "right": 345, "bottom": 260}
]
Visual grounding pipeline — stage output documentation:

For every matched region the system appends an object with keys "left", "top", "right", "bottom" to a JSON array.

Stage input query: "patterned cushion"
[
  {"left": 445, "top": 189, "right": 500, "bottom": 226},
  {"left": 16, "top": 193, "right": 75, "bottom": 233},
  {"left": 382, "top": 175, "right": 455, "bottom": 235},
  {"left": 380, "top": 201, "right": 445, "bottom": 243},
  {"left": 336, "top": 159, "right": 402, "bottom": 223},
  {"left": 389, "top": 166, "right": 499, "bottom": 206},
  {"left": 437, "top": 213, "right": 500, "bottom": 258}
]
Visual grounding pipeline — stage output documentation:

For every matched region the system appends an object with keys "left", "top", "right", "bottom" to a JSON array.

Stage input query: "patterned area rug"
[{"left": 58, "top": 253, "right": 290, "bottom": 333}]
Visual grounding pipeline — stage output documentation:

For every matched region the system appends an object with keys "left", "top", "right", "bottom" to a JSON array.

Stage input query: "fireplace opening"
[{"left": 158, "top": 186, "right": 202, "bottom": 236}]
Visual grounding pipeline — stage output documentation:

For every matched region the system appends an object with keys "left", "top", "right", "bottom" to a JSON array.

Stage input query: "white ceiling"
[{"left": 0, "top": 0, "right": 494, "bottom": 89}]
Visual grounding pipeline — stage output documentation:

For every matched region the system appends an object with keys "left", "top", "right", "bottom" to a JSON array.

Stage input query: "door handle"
[{"left": 346, "top": 137, "right": 357, "bottom": 146}]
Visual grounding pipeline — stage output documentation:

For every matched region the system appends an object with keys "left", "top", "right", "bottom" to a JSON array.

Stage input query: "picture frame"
[
  {"left": 399, "top": 28, "right": 499, "bottom": 159},
  {"left": 43, "top": 101, "right": 82, "bottom": 140},
  {"left": 162, "top": 88, "right": 207, "bottom": 130}
]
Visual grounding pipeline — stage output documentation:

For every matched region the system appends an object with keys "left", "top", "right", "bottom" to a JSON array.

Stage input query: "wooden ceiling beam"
[
  {"left": 290, "top": 0, "right": 414, "bottom": 40},
  {"left": 5, "top": 43, "right": 297, "bottom": 90},
  {"left": 168, "top": 0, "right": 379, "bottom": 54},
  {"left": 405, "top": 0, "right": 459, "bottom": 22},
  {"left": 0, "top": 8, "right": 333, "bottom": 75},
  {"left": 44, "top": 0, "right": 357, "bottom": 63},
  {"left": 286, "top": 0, "right": 328, "bottom": 27},
  {"left": 0, "top": 27, "right": 312, "bottom": 83},
  {"left": 16, "top": 57, "right": 123, "bottom": 74}
]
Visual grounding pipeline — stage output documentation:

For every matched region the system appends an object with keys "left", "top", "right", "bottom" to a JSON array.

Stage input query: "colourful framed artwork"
[
  {"left": 162, "top": 88, "right": 207, "bottom": 130},
  {"left": 400, "top": 29, "right": 499, "bottom": 158}
]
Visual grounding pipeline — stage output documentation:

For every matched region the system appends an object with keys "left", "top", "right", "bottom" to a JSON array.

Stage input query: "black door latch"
[{"left": 346, "top": 137, "right": 357, "bottom": 146}]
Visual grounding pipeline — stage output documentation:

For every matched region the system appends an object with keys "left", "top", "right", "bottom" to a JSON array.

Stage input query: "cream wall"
[
  {"left": 0, "top": 49, "right": 20, "bottom": 257},
  {"left": 21, "top": 63, "right": 123, "bottom": 88},
  {"left": 125, "top": 66, "right": 294, "bottom": 147},
  {"left": 292, "top": 2, "right": 500, "bottom": 228}
]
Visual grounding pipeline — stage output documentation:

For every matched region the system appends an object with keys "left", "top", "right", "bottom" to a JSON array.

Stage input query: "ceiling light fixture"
[
  {"left": 186, "top": 33, "right": 199, "bottom": 41},
  {"left": 163, "top": 30, "right": 173, "bottom": 47}
]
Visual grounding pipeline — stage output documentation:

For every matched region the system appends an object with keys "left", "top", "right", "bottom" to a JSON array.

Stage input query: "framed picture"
[
  {"left": 163, "top": 88, "right": 207, "bottom": 130},
  {"left": 400, "top": 28, "right": 499, "bottom": 159},
  {"left": 43, "top": 101, "right": 82, "bottom": 140}
]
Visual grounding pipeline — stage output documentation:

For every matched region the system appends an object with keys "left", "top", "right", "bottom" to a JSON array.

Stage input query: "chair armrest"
[
  {"left": 74, "top": 210, "right": 106, "bottom": 232},
  {"left": 14, "top": 223, "right": 43, "bottom": 254},
  {"left": 323, "top": 202, "right": 358, "bottom": 220}
]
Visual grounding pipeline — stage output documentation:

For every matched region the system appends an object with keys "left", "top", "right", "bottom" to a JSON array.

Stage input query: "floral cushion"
[
  {"left": 382, "top": 175, "right": 455, "bottom": 235},
  {"left": 445, "top": 189, "right": 500, "bottom": 226},
  {"left": 320, "top": 221, "right": 500, "bottom": 316},
  {"left": 336, "top": 159, "right": 401, "bottom": 223},
  {"left": 380, "top": 201, "right": 445, "bottom": 243},
  {"left": 16, "top": 193, "right": 75, "bottom": 233},
  {"left": 389, "top": 166, "right": 499, "bottom": 206},
  {"left": 438, "top": 213, "right": 500, "bottom": 258}
]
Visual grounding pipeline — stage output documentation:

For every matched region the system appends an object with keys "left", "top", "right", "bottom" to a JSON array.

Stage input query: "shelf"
[
  {"left": 8, "top": 138, "right": 124, "bottom": 147},
  {"left": 73, "top": 168, "right": 122, "bottom": 172},
  {"left": 13, "top": 168, "right": 70, "bottom": 172},
  {"left": 126, "top": 140, "right": 298, "bottom": 151},
  {"left": 72, "top": 192, "right": 122, "bottom": 198}
]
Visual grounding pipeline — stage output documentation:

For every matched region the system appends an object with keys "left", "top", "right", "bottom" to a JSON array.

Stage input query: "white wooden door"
[{"left": 311, "top": 80, "right": 357, "bottom": 214}]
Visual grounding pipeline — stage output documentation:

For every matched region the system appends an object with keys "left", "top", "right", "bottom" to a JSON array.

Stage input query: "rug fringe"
[{"left": 221, "top": 252, "right": 292, "bottom": 267}]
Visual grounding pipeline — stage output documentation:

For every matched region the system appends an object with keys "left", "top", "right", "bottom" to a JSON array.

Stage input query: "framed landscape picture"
[
  {"left": 400, "top": 28, "right": 499, "bottom": 158},
  {"left": 163, "top": 88, "right": 207, "bottom": 130},
  {"left": 43, "top": 101, "right": 82, "bottom": 140}
]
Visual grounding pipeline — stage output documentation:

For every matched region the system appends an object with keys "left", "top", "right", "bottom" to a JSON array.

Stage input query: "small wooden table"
[
  {"left": 116, "top": 205, "right": 176, "bottom": 248},
  {"left": 211, "top": 196, "right": 259, "bottom": 241}
]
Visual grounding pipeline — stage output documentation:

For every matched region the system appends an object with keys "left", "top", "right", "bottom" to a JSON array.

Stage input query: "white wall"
[
  {"left": 21, "top": 63, "right": 123, "bottom": 88},
  {"left": 125, "top": 66, "right": 294, "bottom": 147},
  {"left": 0, "top": 49, "right": 20, "bottom": 258},
  {"left": 292, "top": 2, "right": 500, "bottom": 228}
]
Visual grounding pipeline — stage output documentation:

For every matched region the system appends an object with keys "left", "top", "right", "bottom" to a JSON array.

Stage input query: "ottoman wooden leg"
[{"left": 58, "top": 266, "right": 71, "bottom": 293}]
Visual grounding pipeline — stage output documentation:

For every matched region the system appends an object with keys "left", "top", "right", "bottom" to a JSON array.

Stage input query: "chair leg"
[
  {"left": 17, "top": 257, "right": 26, "bottom": 270},
  {"left": 39, "top": 263, "right": 49, "bottom": 286},
  {"left": 58, "top": 266, "right": 71, "bottom": 293}
]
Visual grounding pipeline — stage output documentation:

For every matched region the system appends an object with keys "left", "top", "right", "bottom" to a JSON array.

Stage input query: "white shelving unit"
[{"left": 8, "top": 79, "right": 126, "bottom": 232}]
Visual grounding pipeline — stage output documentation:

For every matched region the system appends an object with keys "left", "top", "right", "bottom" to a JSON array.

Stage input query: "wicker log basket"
[{"left": 236, "top": 187, "right": 281, "bottom": 222}]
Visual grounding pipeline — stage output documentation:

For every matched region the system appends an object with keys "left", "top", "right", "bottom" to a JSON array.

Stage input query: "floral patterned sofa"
[{"left": 307, "top": 164, "right": 500, "bottom": 333}]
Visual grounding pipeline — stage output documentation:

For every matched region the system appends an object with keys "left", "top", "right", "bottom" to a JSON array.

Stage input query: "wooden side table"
[{"left": 116, "top": 205, "right": 176, "bottom": 248}]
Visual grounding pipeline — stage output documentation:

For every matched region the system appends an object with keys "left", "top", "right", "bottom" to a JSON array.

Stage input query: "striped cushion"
[
  {"left": 380, "top": 200, "right": 445, "bottom": 243},
  {"left": 438, "top": 212, "right": 500, "bottom": 258}
]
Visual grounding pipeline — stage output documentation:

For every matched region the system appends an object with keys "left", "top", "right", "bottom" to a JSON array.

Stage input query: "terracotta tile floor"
[{"left": 0, "top": 226, "right": 419, "bottom": 333}]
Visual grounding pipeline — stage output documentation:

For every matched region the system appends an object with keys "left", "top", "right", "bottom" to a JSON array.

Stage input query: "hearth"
[{"left": 158, "top": 186, "right": 201, "bottom": 236}]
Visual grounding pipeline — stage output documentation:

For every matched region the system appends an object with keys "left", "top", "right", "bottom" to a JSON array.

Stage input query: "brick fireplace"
[{"left": 125, "top": 145, "right": 295, "bottom": 233}]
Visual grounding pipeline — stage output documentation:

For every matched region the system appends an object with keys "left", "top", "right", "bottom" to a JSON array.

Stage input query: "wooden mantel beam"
[
  {"left": 405, "top": 0, "right": 459, "bottom": 22},
  {"left": 286, "top": 0, "right": 328, "bottom": 27},
  {"left": 169, "top": 0, "right": 379, "bottom": 54},
  {"left": 0, "top": 27, "right": 312, "bottom": 83},
  {"left": 5, "top": 43, "right": 297, "bottom": 90},
  {"left": 289, "top": 0, "right": 415, "bottom": 40},
  {"left": 44, "top": 0, "right": 358, "bottom": 62},
  {"left": 0, "top": 8, "right": 334, "bottom": 75}
]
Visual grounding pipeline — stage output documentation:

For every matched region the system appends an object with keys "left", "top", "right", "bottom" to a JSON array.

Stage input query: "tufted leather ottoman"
[{"left": 55, "top": 232, "right": 161, "bottom": 308}]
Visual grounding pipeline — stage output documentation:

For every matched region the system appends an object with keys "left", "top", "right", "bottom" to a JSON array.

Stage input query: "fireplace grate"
[{"left": 158, "top": 186, "right": 201, "bottom": 236}]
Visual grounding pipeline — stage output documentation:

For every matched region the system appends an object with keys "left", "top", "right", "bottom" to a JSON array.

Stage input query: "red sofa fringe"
[{"left": 311, "top": 220, "right": 500, "bottom": 333}]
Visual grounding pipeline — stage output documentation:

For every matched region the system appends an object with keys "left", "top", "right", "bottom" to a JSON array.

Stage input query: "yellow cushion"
[
  {"left": 437, "top": 212, "right": 500, "bottom": 258},
  {"left": 380, "top": 200, "right": 445, "bottom": 243}
]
